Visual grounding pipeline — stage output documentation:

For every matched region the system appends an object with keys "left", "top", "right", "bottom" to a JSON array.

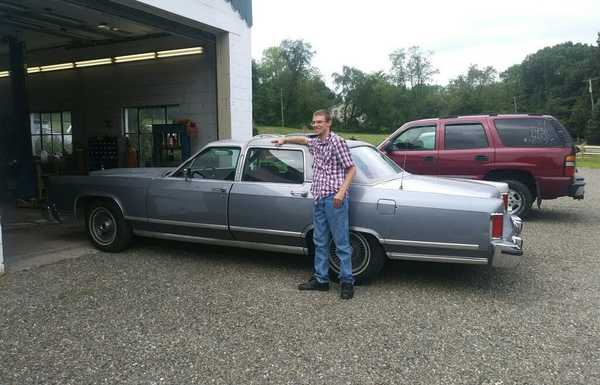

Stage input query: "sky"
[{"left": 251, "top": 0, "right": 600, "bottom": 87}]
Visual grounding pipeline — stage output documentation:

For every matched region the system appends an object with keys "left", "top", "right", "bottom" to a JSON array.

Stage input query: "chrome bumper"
[{"left": 491, "top": 215, "right": 523, "bottom": 268}]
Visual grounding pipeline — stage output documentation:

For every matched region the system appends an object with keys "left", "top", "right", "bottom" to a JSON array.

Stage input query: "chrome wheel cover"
[
  {"left": 508, "top": 188, "right": 523, "bottom": 214},
  {"left": 89, "top": 207, "right": 117, "bottom": 246},
  {"left": 329, "top": 232, "right": 371, "bottom": 276}
]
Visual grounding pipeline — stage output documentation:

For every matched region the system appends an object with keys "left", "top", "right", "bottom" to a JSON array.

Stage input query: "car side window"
[
  {"left": 242, "top": 148, "right": 304, "bottom": 184},
  {"left": 392, "top": 126, "right": 436, "bottom": 151},
  {"left": 444, "top": 124, "right": 489, "bottom": 150},
  {"left": 494, "top": 118, "right": 564, "bottom": 147},
  {"left": 174, "top": 147, "right": 240, "bottom": 180}
]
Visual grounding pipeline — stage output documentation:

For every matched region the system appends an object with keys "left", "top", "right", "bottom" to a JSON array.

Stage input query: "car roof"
[{"left": 244, "top": 134, "right": 372, "bottom": 149}]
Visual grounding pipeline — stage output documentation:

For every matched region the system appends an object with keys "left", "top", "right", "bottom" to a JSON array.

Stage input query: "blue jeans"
[{"left": 312, "top": 194, "right": 354, "bottom": 284}]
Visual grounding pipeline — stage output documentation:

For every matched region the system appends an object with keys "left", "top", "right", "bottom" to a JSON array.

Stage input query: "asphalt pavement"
[{"left": 1, "top": 170, "right": 599, "bottom": 384}]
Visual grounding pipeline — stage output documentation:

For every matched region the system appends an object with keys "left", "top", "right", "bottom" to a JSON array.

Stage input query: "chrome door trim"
[
  {"left": 382, "top": 238, "right": 480, "bottom": 250},
  {"left": 387, "top": 252, "right": 488, "bottom": 264},
  {"left": 128, "top": 217, "right": 228, "bottom": 231},
  {"left": 133, "top": 230, "right": 307, "bottom": 255},
  {"left": 229, "top": 226, "right": 303, "bottom": 238}
]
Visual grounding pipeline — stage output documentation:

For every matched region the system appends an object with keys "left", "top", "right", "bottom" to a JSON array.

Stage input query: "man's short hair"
[{"left": 313, "top": 109, "right": 332, "bottom": 122}]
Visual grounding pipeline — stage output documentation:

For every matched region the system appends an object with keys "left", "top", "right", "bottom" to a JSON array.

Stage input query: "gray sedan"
[{"left": 46, "top": 136, "right": 523, "bottom": 282}]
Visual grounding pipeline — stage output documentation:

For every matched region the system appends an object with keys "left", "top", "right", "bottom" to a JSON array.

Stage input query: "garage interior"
[{"left": 0, "top": 0, "right": 232, "bottom": 268}]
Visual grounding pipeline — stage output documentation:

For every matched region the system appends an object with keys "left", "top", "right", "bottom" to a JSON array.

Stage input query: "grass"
[
  {"left": 577, "top": 155, "right": 600, "bottom": 169},
  {"left": 256, "top": 126, "right": 389, "bottom": 146}
]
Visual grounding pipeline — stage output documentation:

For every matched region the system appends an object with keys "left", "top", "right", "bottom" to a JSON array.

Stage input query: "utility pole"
[
  {"left": 280, "top": 88, "right": 285, "bottom": 128},
  {"left": 513, "top": 96, "right": 518, "bottom": 113},
  {"left": 584, "top": 77, "right": 600, "bottom": 114}
]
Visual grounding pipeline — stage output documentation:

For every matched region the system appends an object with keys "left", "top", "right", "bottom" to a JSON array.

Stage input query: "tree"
[
  {"left": 406, "top": 46, "right": 439, "bottom": 88},
  {"left": 253, "top": 40, "right": 335, "bottom": 127}
]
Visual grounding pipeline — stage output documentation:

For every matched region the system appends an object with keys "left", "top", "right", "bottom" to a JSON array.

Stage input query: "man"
[{"left": 272, "top": 110, "right": 357, "bottom": 299}]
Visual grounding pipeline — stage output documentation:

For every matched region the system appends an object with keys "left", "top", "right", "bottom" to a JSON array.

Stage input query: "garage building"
[{"left": 0, "top": 0, "right": 252, "bottom": 207}]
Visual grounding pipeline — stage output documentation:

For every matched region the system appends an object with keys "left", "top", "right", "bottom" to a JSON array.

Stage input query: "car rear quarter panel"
[
  {"left": 349, "top": 185, "right": 500, "bottom": 258},
  {"left": 48, "top": 175, "right": 151, "bottom": 218}
]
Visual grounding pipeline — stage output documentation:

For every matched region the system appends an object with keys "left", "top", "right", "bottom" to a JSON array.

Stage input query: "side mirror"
[
  {"left": 184, "top": 168, "right": 192, "bottom": 181},
  {"left": 384, "top": 141, "right": 396, "bottom": 152}
]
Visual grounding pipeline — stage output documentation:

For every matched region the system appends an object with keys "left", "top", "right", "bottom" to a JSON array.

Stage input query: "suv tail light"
[
  {"left": 502, "top": 192, "right": 509, "bottom": 211},
  {"left": 564, "top": 154, "right": 576, "bottom": 177},
  {"left": 491, "top": 213, "right": 503, "bottom": 239}
]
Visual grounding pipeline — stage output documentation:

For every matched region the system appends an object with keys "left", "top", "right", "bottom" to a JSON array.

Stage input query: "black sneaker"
[
  {"left": 298, "top": 277, "right": 329, "bottom": 291},
  {"left": 340, "top": 282, "right": 354, "bottom": 299}
]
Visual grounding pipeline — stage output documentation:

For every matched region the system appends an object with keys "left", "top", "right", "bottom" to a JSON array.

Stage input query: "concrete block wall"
[
  {"left": 138, "top": 0, "right": 253, "bottom": 140},
  {"left": 0, "top": 35, "right": 219, "bottom": 155}
]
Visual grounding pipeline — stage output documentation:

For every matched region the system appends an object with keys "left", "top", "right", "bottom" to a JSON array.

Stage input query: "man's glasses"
[{"left": 311, "top": 120, "right": 327, "bottom": 125}]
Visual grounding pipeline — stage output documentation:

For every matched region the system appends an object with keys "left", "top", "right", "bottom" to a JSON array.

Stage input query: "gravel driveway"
[{"left": 1, "top": 170, "right": 599, "bottom": 385}]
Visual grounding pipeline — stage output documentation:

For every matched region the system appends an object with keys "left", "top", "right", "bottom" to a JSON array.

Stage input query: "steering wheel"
[{"left": 192, "top": 167, "right": 216, "bottom": 179}]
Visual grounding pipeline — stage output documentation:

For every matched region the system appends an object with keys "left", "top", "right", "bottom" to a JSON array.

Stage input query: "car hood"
[
  {"left": 375, "top": 173, "right": 506, "bottom": 199},
  {"left": 89, "top": 168, "right": 174, "bottom": 178}
]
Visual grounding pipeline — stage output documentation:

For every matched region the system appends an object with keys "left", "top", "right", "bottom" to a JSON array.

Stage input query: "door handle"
[
  {"left": 423, "top": 156, "right": 434, "bottom": 162},
  {"left": 290, "top": 191, "right": 308, "bottom": 197},
  {"left": 211, "top": 187, "right": 227, "bottom": 193},
  {"left": 474, "top": 155, "right": 489, "bottom": 161}
]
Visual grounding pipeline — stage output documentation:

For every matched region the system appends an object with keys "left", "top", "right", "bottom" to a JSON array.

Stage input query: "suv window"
[
  {"left": 444, "top": 124, "right": 489, "bottom": 150},
  {"left": 242, "top": 148, "right": 304, "bottom": 184},
  {"left": 392, "top": 126, "right": 436, "bottom": 150},
  {"left": 494, "top": 118, "right": 564, "bottom": 147},
  {"left": 174, "top": 146, "right": 240, "bottom": 180}
]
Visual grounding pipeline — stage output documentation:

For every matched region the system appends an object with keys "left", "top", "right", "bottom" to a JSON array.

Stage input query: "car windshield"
[{"left": 350, "top": 146, "right": 403, "bottom": 183}]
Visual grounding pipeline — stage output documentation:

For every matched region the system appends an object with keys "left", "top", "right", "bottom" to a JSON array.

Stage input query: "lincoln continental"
[{"left": 45, "top": 135, "right": 524, "bottom": 282}]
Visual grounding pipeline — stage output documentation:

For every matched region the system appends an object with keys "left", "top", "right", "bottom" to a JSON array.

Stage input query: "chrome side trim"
[
  {"left": 125, "top": 216, "right": 146, "bottom": 222},
  {"left": 131, "top": 217, "right": 229, "bottom": 231},
  {"left": 301, "top": 225, "right": 384, "bottom": 241},
  {"left": 229, "top": 226, "right": 303, "bottom": 237},
  {"left": 387, "top": 252, "right": 488, "bottom": 265},
  {"left": 133, "top": 230, "right": 308, "bottom": 255},
  {"left": 382, "top": 239, "right": 480, "bottom": 250}
]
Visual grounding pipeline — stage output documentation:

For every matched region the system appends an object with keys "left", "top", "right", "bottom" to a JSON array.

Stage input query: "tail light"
[
  {"left": 502, "top": 192, "right": 509, "bottom": 211},
  {"left": 564, "top": 154, "right": 576, "bottom": 177},
  {"left": 491, "top": 213, "right": 504, "bottom": 239}
]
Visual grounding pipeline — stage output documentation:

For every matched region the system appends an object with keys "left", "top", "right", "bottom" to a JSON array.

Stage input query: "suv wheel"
[{"left": 503, "top": 179, "right": 533, "bottom": 218}]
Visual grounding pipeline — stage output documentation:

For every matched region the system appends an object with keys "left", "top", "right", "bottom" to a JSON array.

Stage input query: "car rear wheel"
[
  {"left": 503, "top": 179, "right": 533, "bottom": 218},
  {"left": 86, "top": 200, "right": 132, "bottom": 252},
  {"left": 328, "top": 231, "right": 385, "bottom": 284}
]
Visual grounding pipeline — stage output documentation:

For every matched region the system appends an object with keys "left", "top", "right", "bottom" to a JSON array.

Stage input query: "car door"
[
  {"left": 144, "top": 146, "right": 241, "bottom": 239},
  {"left": 437, "top": 121, "right": 494, "bottom": 179},
  {"left": 384, "top": 124, "right": 438, "bottom": 175},
  {"left": 228, "top": 146, "right": 313, "bottom": 248}
]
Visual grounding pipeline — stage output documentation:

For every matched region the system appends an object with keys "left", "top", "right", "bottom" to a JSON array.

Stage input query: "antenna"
[{"left": 399, "top": 153, "right": 407, "bottom": 190}]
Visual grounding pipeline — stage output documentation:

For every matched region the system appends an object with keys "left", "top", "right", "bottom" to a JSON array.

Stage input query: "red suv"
[{"left": 378, "top": 114, "right": 585, "bottom": 217}]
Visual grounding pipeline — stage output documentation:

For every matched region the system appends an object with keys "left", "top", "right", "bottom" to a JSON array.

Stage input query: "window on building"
[
  {"left": 123, "top": 105, "right": 180, "bottom": 166},
  {"left": 444, "top": 124, "right": 489, "bottom": 150},
  {"left": 242, "top": 148, "right": 304, "bottom": 184},
  {"left": 30, "top": 111, "right": 72, "bottom": 156}
]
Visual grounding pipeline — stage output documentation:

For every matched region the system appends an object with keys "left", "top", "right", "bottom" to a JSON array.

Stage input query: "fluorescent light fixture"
[
  {"left": 75, "top": 58, "right": 113, "bottom": 68},
  {"left": 27, "top": 67, "right": 41, "bottom": 74},
  {"left": 40, "top": 62, "right": 74, "bottom": 72},
  {"left": 114, "top": 52, "right": 156, "bottom": 63},
  {"left": 0, "top": 71, "right": 9, "bottom": 78},
  {"left": 156, "top": 47, "right": 203, "bottom": 58}
]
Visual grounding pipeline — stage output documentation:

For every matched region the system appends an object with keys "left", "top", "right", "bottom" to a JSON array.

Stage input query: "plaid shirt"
[{"left": 307, "top": 133, "right": 355, "bottom": 200}]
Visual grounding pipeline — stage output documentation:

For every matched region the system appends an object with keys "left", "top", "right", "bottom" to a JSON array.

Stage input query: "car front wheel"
[
  {"left": 86, "top": 200, "right": 132, "bottom": 252},
  {"left": 329, "top": 231, "right": 385, "bottom": 283}
]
